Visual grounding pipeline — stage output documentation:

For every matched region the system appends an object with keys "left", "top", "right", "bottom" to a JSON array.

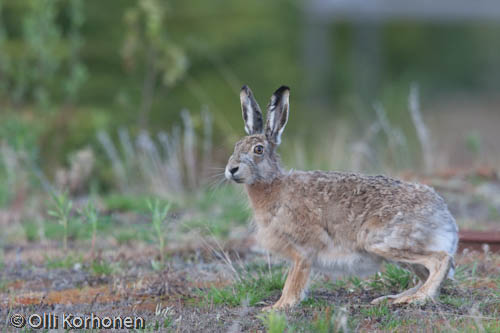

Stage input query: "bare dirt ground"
[
  {"left": 1, "top": 171, "right": 500, "bottom": 332},
  {"left": 1, "top": 237, "right": 499, "bottom": 332}
]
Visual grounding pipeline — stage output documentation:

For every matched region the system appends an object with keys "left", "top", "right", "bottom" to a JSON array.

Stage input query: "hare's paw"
[
  {"left": 262, "top": 298, "right": 299, "bottom": 311},
  {"left": 370, "top": 295, "right": 397, "bottom": 305},
  {"left": 262, "top": 304, "right": 283, "bottom": 312},
  {"left": 371, "top": 283, "right": 423, "bottom": 305},
  {"left": 393, "top": 292, "right": 431, "bottom": 305},
  {"left": 262, "top": 301, "right": 283, "bottom": 312},
  {"left": 262, "top": 305, "right": 274, "bottom": 312}
]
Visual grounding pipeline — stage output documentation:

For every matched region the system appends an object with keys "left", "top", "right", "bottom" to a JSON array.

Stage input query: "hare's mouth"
[{"left": 232, "top": 176, "right": 244, "bottom": 184}]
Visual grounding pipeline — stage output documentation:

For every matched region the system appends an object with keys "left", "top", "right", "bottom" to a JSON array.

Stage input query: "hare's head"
[{"left": 225, "top": 85, "right": 290, "bottom": 184}]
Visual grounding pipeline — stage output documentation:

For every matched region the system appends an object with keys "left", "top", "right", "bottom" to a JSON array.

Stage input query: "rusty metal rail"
[{"left": 458, "top": 230, "right": 500, "bottom": 253}]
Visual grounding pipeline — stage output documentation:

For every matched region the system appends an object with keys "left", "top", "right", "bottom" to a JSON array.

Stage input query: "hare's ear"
[
  {"left": 240, "top": 85, "right": 264, "bottom": 135},
  {"left": 265, "top": 86, "right": 290, "bottom": 145}
]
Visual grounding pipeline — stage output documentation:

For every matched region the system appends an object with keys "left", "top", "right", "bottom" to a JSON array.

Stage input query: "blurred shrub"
[
  {"left": 0, "top": 0, "right": 87, "bottom": 109},
  {"left": 121, "top": 0, "right": 188, "bottom": 127},
  {"left": 0, "top": 0, "right": 499, "bottom": 189},
  {"left": 0, "top": 114, "right": 43, "bottom": 206}
]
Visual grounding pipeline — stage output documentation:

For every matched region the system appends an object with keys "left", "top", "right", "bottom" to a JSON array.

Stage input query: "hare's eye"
[{"left": 253, "top": 145, "right": 264, "bottom": 155}]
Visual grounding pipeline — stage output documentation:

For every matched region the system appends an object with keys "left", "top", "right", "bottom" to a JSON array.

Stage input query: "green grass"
[
  {"left": 45, "top": 254, "right": 83, "bottom": 270},
  {"left": 310, "top": 307, "right": 335, "bottom": 333},
  {"left": 258, "top": 311, "right": 287, "bottom": 333},
  {"left": 181, "top": 217, "right": 234, "bottom": 239},
  {"left": 90, "top": 259, "right": 115, "bottom": 276},
  {"left": 180, "top": 186, "right": 251, "bottom": 239},
  {"left": 201, "top": 265, "right": 286, "bottom": 307},
  {"left": 367, "top": 263, "right": 413, "bottom": 292},
  {"left": 103, "top": 194, "right": 174, "bottom": 213},
  {"left": 142, "top": 315, "right": 173, "bottom": 332},
  {"left": 114, "top": 229, "right": 143, "bottom": 245},
  {"left": 22, "top": 220, "right": 40, "bottom": 242},
  {"left": 40, "top": 207, "right": 154, "bottom": 247},
  {"left": 0, "top": 279, "right": 10, "bottom": 293},
  {"left": 301, "top": 296, "right": 329, "bottom": 309},
  {"left": 285, "top": 307, "right": 354, "bottom": 332},
  {"left": 45, "top": 255, "right": 114, "bottom": 276},
  {"left": 360, "top": 302, "right": 390, "bottom": 318},
  {"left": 360, "top": 302, "right": 401, "bottom": 330},
  {"left": 449, "top": 318, "right": 500, "bottom": 333},
  {"left": 439, "top": 294, "right": 469, "bottom": 307},
  {"left": 348, "top": 276, "right": 363, "bottom": 290},
  {"left": 194, "top": 186, "right": 251, "bottom": 224},
  {"left": 320, "top": 277, "right": 348, "bottom": 291},
  {"left": 42, "top": 214, "right": 115, "bottom": 242}
]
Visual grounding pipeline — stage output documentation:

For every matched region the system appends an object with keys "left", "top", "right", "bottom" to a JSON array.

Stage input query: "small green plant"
[
  {"left": 147, "top": 199, "right": 171, "bottom": 269},
  {"left": 79, "top": 201, "right": 99, "bottom": 258},
  {"left": 148, "top": 317, "right": 173, "bottom": 331},
  {"left": 369, "top": 263, "right": 412, "bottom": 292},
  {"left": 349, "top": 276, "right": 363, "bottom": 290},
  {"left": 90, "top": 260, "right": 114, "bottom": 276},
  {"left": 48, "top": 191, "right": 73, "bottom": 251},
  {"left": 258, "top": 310, "right": 287, "bottom": 333},
  {"left": 360, "top": 302, "right": 392, "bottom": 320},
  {"left": 382, "top": 263, "right": 412, "bottom": 289}
]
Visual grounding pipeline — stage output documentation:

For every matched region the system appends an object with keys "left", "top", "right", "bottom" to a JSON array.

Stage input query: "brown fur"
[{"left": 226, "top": 86, "right": 459, "bottom": 309}]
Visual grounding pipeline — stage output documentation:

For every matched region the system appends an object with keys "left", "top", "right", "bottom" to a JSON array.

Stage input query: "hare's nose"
[{"left": 230, "top": 166, "right": 239, "bottom": 175}]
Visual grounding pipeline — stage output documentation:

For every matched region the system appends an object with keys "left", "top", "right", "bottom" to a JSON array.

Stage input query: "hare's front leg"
[{"left": 264, "top": 255, "right": 311, "bottom": 310}]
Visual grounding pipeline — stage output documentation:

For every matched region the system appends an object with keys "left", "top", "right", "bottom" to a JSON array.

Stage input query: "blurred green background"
[{"left": 1, "top": 0, "right": 500, "bottom": 203}]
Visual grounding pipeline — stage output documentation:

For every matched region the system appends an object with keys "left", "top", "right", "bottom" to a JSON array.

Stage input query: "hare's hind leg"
[
  {"left": 367, "top": 247, "right": 451, "bottom": 304},
  {"left": 392, "top": 252, "right": 451, "bottom": 304}
]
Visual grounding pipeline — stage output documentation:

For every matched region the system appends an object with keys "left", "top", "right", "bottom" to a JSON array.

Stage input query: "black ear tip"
[
  {"left": 274, "top": 85, "right": 290, "bottom": 96},
  {"left": 241, "top": 85, "right": 251, "bottom": 94}
]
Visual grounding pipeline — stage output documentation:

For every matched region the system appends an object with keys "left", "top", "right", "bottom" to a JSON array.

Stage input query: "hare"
[{"left": 225, "top": 85, "right": 458, "bottom": 309}]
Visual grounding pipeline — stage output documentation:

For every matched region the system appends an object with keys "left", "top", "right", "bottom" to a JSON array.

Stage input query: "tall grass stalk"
[
  {"left": 373, "top": 102, "right": 409, "bottom": 171},
  {"left": 181, "top": 109, "right": 197, "bottom": 189},
  {"left": 97, "top": 130, "right": 128, "bottom": 190},
  {"left": 409, "top": 82, "right": 433, "bottom": 173},
  {"left": 98, "top": 110, "right": 212, "bottom": 200},
  {"left": 201, "top": 107, "right": 213, "bottom": 180}
]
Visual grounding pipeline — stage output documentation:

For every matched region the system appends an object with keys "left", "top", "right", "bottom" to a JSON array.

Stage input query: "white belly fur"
[{"left": 313, "top": 244, "right": 382, "bottom": 279}]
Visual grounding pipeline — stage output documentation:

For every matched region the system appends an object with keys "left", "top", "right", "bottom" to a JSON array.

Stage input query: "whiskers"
[{"left": 206, "top": 168, "right": 229, "bottom": 194}]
